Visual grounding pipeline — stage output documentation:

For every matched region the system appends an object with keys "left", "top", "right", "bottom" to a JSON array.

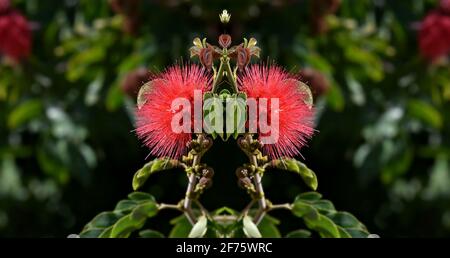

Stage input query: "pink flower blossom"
[
  {"left": 239, "top": 65, "right": 315, "bottom": 159},
  {"left": 135, "top": 65, "right": 211, "bottom": 159}
]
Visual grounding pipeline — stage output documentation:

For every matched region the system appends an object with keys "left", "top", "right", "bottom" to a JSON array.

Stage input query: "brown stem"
[
  {"left": 184, "top": 171, "right": 198, "bottom": 225},
  {"left": 269, "top": 203, "right": 292, "bottom": 211},
  {"left": 250, "top": 154, "right": 266, "bottom": 224},
  {"left": 158, "top": 203, "right": 182, "bottom": 211},
  {"left": 253, "top": 209, "right": 266, "bottom": 225}
]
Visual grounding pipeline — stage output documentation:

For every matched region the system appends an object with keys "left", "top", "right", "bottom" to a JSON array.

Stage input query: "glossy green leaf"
[
  {"left": 272, "top": 158, "right": 318, "bottom": 190},
  {"left": 132, "top": 159, "right": 179, "bottom": 190},
  {"left": 169, "top": 216, "right": 192, "bottom": 238},
  {"left": 139, "top": 229, "right": 165, "bottom": 238},
  {"left": 258, "top": 216, "right": 281, "bottom": 238},
  {"left": 292, "top": 201, "right": 319, "bottom": 220},
  {"left": 243, "top": 215, "right": 262, "bottom": 238},
  {"left": 114, "top": 200, "right": 138, "bottom": 213},
  {"left": 292, "top": 194, "right": 370, "bottom": 238},
  {"left": 188, "top": 215, "right": 208, "bottom": 238},
  {"left": 84, "top": 211, "right": 122, "bottom": 229},
  {"left": 110, "top": 214, "right": 145, "bottom": 238},
  {"left": 285, "top": 229, "right": 312, "bottom": 238},
  {"left": 305, "top": 214, "right": 340, "bottom": 238},
  {"left": 130, "top": 201, "right": 158, "bottom": 221},
  {"left": 127, "top": 192, "right": 156, "bottom": 202}
]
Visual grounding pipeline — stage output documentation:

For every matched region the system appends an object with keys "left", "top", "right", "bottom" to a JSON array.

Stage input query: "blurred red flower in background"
[
  {"left": 135, "top": 65, "right": 211, "bottom": 159},
  {"left": 121, "top": 67, "right": 151, "bottom": 98},
  {"left": 419, "top": 0, "right": 450, "bottom": 61},
  {"left": 440, "top": 0, "right": 450, "bottom": 14},
  {"left": 239, "top": 65, "right": 315, "bottom": 159},
  {"left": 299, "top": 68, "right": 331, "bottom": 98},
  {"left": 0, "top": 0, "right": 11, "bottom": 13},
  {"left": 0, "top": 0, "right": 31, "bottom": 61}
]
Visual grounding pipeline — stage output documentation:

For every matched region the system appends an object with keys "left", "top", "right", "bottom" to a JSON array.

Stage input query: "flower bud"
[
  {"left": 199, "top": 46, "right": 214, "bottom": 70},
  {"left": 202, "top": 167, "right": 214, "bottom": 178},
  {"left": 238, "top": 177, "right": 253, "bottom": 189},
  {"left": 236, "top": 45, "right": 251, "bottom": 71},
  {"left": 219, "top": 10, "right": 231, "bottom": 24},
  {"left": 235, "top": 167, "right": 248, "bottom": 178},
  {"left": 198, "top": 177, "right": 212, "bottom": 189},
  {"left": 219, "top": 34, "right": 232, "bottom": 48}
]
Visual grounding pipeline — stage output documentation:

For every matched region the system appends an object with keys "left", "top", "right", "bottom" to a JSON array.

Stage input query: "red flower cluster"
[
  {"left": 239, "top": 65, "right": 315, "bottom": 159},
  {"left": 0, "top": 0, "right": 31, "bottom": 61},
  {"left": 419, "top": 0, "right": 450, "bottom": 61},
  {"left": 135, "top": 65, "right": 211, "bottom": 159}
]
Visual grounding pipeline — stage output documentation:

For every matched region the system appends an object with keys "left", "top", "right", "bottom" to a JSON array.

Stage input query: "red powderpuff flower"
[
  {"left": 0, "top": 10, "right": 31, "bottom": 61},
  {"left": 239, "top": 65, "right": 315, "bottom": 159},
  {"left": 135, "top": 65, "right": 211, "bottom": 159},
  {"left": 418, "top": 10, "right": 450, "bottom": 61}
]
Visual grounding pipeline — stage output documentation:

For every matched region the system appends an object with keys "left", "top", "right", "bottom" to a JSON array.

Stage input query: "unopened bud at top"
[{"left": 219, "top": 9, "right": 231, "bottom": 24}]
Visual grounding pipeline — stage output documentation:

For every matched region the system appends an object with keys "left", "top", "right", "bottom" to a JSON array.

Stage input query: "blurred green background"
[{"left": 0, "top": 0, "right": 449, "bottom": 237}]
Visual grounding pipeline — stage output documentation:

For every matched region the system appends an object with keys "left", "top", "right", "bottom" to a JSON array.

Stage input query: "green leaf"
[
  {"left": 132, "top": 159, "right": 178, "bottom": 190},
  {"left": 203, "top": 93, "right": 223, "bottom": 139},
  {"left": 291, "top": 194, "right": 370, "bottom": 238},
  {"left": 408, "top": 100, "right": 443, "bottom": 129},
  {"left": 98, "top": 227, "right": 113, "bottom": 238},
  {"left": 110, "top": 214, "right": 145, "bottom": 238},
  {"left": 80, "top": 193, "right": 161, "bottom": 238},
  {"left": 345, "top": 229, "right": 370, "bottom": 238},
  {"left": 169, "top": 216, "right": 192, "bottom": 238},
  {"left": 84, "top": 211, "right": 122, "bottom": 229},
  {"left": 79, "top": 228, "right": 105, "bottom": 238},
  {"left": 285, "top": 229, "right": 312, "bottom": 238},
  {"left": 188, "top": 215, "right": 208, "bottom": 238},
  {"left": 272, "top": 158, "right": 318, "bottom": 190},
  {"left": 337, "top": 227, "right": 352, "bottom": 238},
  {"left": 139, "top": 229, "right": 165, "bottom": 238},
  {"left": 114, "top": 200, "right": 138, "bottom": 213},
  {"left": 292, "top": 201, "right": 319, "bottom": 220},
  {"left": 243, "top": 215, "right": 262, "bottom": 238},
  {"left": 296, "top": 162, "right": 318, "bottom": 191},
  {"left": 312, "top": 200, "right": 335, "bottom": 214},
  {"left": 296, "top": 192, "right": 322, "bottom": 202},
  {"left": 305, "top": 214, "right": 340, "bottom": 238},
  {"left": 130, "top": 201, "right": 158, "bottom": 221},
  {"left": 329, "top": 212, "right": 362, "bottom": 228},
  {"left": 8, "top": 99, "right": 43, "bottom": 129},
  {"left": 258, "top": 216, "right": 281, "bottom": 238},
  {"left": 127, "top": 192, "right": 155, "bottom": 202}
]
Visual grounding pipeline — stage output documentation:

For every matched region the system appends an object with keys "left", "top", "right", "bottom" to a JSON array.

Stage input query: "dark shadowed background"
[{"left": 0, "top": 0, "right": 449, "bottom": 237}]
